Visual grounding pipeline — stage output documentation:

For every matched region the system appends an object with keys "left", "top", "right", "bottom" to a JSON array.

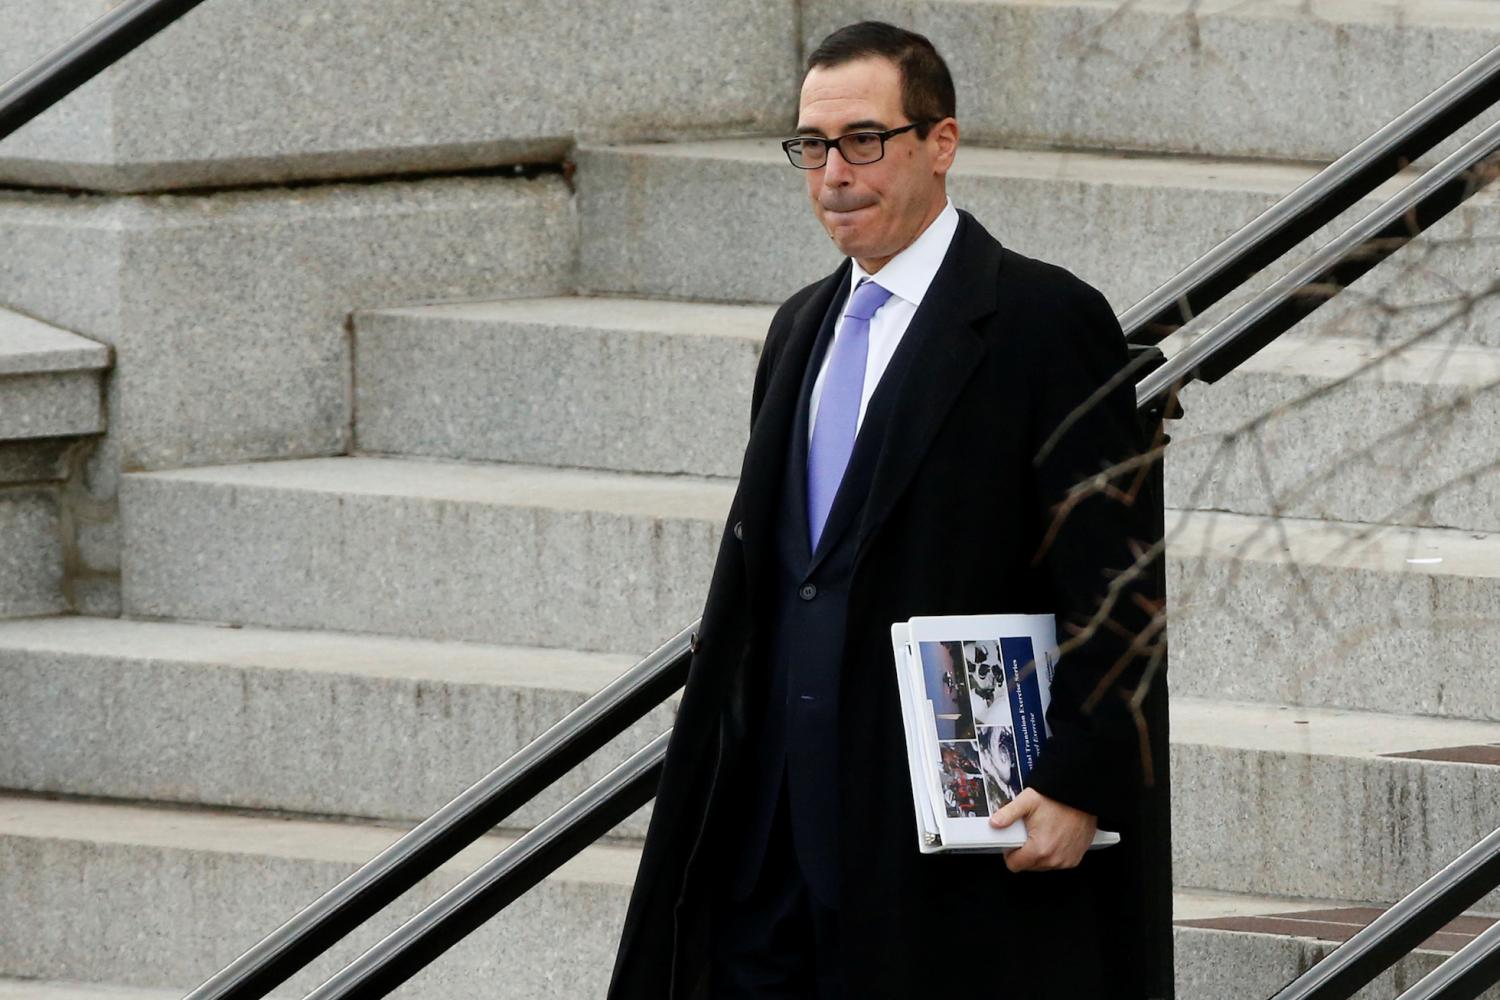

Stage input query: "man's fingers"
[
  {"left": 1005, "top": 833, "right": 1061, "bottom": 872},
  {"left": 990, "top": 788, "right": 1038, "bottom": 829},
  {"left": 1004, "top": 841, "right": 1039, "bottom": 872}
]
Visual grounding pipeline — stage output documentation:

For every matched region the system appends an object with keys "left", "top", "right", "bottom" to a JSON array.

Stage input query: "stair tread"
[
  {"left": 9, "top": 616, "right": 1496, "bottom": 755},
  {"left": 0, "top": 790, "right": 1487, "bottom": 939},
  {"left": 362, "top": 292, "right": 1500, "bottom": 388},
  {"left": 125, "top": 454, "right": 737, "bottom": 516},
  {"left": 1171, "top": 695, "right": 1500, "bottom": 758},
  {"left": 0, "top": 615, "right": 634, "bottom": 695},
  {"left": 974, "top": 0, "right": 1500, "bottom": 30},
  {"left": 362, "top": 295, "right": 775, "bottom": 338},
  {"left": 0, "top": 309, "right": 109, "bottom": 377},
  {"left": 0, "top": 980, "right": 189, "bottom": 1000},
  {"left": 1166, "top": 507, "right": 1500, "bottom": 577},
  {"left": 0, "top": 793, "right": 641, "bottom": 887},
  {"left": 584, "top": 137, "right": 1386, "bottom": 196}
]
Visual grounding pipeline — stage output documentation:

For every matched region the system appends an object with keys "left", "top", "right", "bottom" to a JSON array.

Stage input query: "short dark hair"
[{"left": 805, "top": 21, "right": 956, "bottom": 139}]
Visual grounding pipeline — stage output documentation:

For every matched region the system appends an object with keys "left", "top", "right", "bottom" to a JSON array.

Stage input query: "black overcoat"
[{"left": 608, "top": 210, "right": 1172, "bottom": 999}]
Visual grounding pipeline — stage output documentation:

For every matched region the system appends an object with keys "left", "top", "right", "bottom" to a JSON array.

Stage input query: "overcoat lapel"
[
  {"left": 736, "top": 260, "right": 852, "bottom": 590},
  {"left": 849, "top": 212, "right": 1002, "bottom": 565}
]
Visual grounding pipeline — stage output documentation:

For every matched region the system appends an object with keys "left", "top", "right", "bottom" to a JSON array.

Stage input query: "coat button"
[
  {"left": 690, "top": 630, "right": 701, "bottom": 654},
  {"left": 799, "top": 583, "right": 818, "bottom": 601},
  {"left": 733, "top": 521, "right": 744, "bottom": 540}
]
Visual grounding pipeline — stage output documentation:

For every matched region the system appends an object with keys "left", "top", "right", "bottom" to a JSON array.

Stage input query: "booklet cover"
[{"left": 889, "top": 614, "right": 1121, "bottom": 854}]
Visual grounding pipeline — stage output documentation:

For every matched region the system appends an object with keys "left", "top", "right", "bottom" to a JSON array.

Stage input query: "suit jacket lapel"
[
  {"left": 849, "top": 211, "right": 1003, "bottom": 566},
  {"left": 788, "top": 281, "right": 850, "bottom": 564},
  {"left": 737, "top": 259, "right": 851, "bottom": 588}
]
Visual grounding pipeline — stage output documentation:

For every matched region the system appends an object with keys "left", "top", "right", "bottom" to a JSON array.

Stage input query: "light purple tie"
[{"left": 807, "top": 278, "right": 893, "bottom": 551}]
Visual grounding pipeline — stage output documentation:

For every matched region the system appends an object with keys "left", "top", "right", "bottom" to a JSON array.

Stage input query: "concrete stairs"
[
  {"left": 352, "top": 298, "right": 773, "bottom": 477},
  {"left": 4, "top": 0, "right": 1500, "bottom": 998},
  {"left": 0, "top": 1, "right": 799, "bottom": 192},
  {"left": 0, "top": 793, "right": 636, "bottom": 1000},
  {"left": 0, "top": 982, "right": 184, "bottom": 1000},
  {"left": 797, "top": 0, "right": 1500, "bottom": 165},
  {"left": 0, "top": 676, "right": 1496, "bottom": 998},
  {"left": 5, "top": 617, "right": 1496, "bottom": 907},
  {"left": 0, "top": 308, "right": 110, "bottom": 617},
  {"left": 0, "top": 309, "right": 108, "bottom": 444},
  {"left": 1175, "top": 892, "right": 1500, "bottom": 999},
  {"left": 117, "top": 458, "right": 731, "bottom": 655},
  {"left": 0, "top": 617, "right": 668, "bottom": 834},
  {"left": 7, "top": 788, "right": 1486, "bottom": 1000},
  {"left": 575, "top": 139, "right": 1500, "bottom": 347}
]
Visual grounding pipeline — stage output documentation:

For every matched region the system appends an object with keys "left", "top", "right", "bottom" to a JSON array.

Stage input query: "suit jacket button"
[
  {"left": 799, "top": 583, "right": 817, "bottom": 601},
  {"left": 733, "top": 521, "right": 744, "bottom": 540}
]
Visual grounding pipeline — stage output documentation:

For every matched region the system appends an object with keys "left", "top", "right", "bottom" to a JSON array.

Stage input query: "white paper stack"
[{"left": 889, "top": 613, "right": 1121, "bottom": 854}]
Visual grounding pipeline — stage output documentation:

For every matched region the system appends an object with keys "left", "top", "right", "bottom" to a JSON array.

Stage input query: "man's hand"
[{"left": 989, "top": 788, "right": 1096, "bottom": 872}]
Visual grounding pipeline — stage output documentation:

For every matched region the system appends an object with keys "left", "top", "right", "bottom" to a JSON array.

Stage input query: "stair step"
[
  {"left": 1167, "top": 334, "right": 1500, "bottom": 533},
  {"left": 119, "top": 458, "right": 1500, "bottom": 718},
  {"left": 0, "top": 308, "right": 108, "bottom": 443},
  {"left": 1166, "top": 509, "right": 1500, "bottom": 721},
  {"left": 0, "top": 794, "right": 636, "bottom": 999},
  {"left": 2, "top": 790, "right": 1494, "bottom": 999},
  {"left": 4, "top": 612, "right": 1494, "bottom": 906},
  {"left": 0, "top": 980, "right": 191, "bottom": 1000},
  {"left": 0, "top": 616, "right": 665, "bottom": 833},
  {"left": 353, "top": 296, "right": 773, "bottom": 477},
  {"left": 351, "top": 291, "right": 1500, "bottom": 532},
  {"left": 1171, "top": 697, "right": 1500, "bottom": 904},
  {"left": 576, "top": 139, "right": 1500, "bottom": 347},
  {"left": 1173, "top": 889, "right": 1500, "bottom": 1000},
  {"left": 119, "top": 457, "right": 732, "bottom": 655},
  {"left": 801, "top": 0, "right": 1500, "bottom": 163},
  {"left": 0, "top": 2, "right": 796, "bottom": 192}
]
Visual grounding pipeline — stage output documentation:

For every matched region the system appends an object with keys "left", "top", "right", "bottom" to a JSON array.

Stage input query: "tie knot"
[{"left": 845, "top": 279, "right": 893, "bottom": 322}]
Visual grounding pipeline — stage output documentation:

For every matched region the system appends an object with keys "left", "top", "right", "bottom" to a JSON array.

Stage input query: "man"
[{"left": 609, "top": 21, "right": 1170, "bottom": 999}]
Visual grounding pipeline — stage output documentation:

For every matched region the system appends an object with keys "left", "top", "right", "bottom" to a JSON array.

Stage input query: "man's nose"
[{"left": 821, "top": 146, "right": 855, "bottom": 185}]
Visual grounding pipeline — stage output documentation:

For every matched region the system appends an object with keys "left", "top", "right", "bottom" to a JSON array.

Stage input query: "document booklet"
[{"left": 888, "top": 613, "right": 1121, "bottom": 854}]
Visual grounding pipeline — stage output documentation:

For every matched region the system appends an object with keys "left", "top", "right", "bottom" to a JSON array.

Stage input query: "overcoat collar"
[{"left": 737, "top": 209, "right": 1004, "bottom": 588}]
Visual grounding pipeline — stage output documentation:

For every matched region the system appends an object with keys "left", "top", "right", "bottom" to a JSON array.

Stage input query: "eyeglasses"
[{"left": 780, "top": 119, "right": 939, "bottom": 169}]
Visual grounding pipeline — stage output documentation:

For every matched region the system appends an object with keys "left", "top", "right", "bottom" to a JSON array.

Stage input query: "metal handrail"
[
  {"left": 182, "top": 625, "right": 694, "bottom": 1000},
  {"left": 293, "top": 114, "right": 1500, "bottom": 1000},
  {"left": 1138, "top": 117, "right": 1500, "bottom": 412},
  {"left": 1269, "top": 829, "right": 1500, "bottom": 1000},
  {"left": 1391, "top": 917, "right": 1500, "bottom": 1000},
  {"left": 0, "top": 0, "right": 212, "bottom": 145},
  {"left": 1119, "top": 46, "right": 1500, "bottom": 345},
  {"left": 207, "top": 118, "right": 1500, "bottom": 1000},
  {"left": 301, "top": 732, "right": 673, "bottom": 1000},
  {"left": 274, "top": 343, "right": 1171, "bottom": 999}
]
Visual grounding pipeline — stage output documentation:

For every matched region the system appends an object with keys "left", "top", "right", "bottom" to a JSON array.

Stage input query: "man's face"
[{"left": 796, "top": 56, "right": 957, "bottom": 272}]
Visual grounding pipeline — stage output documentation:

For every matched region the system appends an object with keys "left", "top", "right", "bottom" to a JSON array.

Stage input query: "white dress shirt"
[{"left": 808, "top": 197, "right": 960, "bottom": 443}]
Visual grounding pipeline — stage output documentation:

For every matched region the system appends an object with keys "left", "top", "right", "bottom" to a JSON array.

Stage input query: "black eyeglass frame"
[{"left": 780, "top": 118, "right": 943, "bottom": 169}]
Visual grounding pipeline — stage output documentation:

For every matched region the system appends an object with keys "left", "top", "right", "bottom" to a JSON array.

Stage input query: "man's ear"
[{"left": 931, "top": 117, "right": 960, "bottom": 176}]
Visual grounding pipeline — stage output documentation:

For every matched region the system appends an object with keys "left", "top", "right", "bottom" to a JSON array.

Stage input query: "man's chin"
[{"left": 824, "top": 226, "right": 878, "bottom": 259}]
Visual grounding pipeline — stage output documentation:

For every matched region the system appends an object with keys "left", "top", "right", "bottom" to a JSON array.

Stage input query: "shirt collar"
[{"left": 848, "top": 197, "right": 959, "bottom": 308}]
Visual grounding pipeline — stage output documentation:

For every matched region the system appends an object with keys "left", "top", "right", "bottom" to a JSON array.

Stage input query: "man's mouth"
[{"left": 822, "top": 199, "right": 876, "bottom": 217}]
